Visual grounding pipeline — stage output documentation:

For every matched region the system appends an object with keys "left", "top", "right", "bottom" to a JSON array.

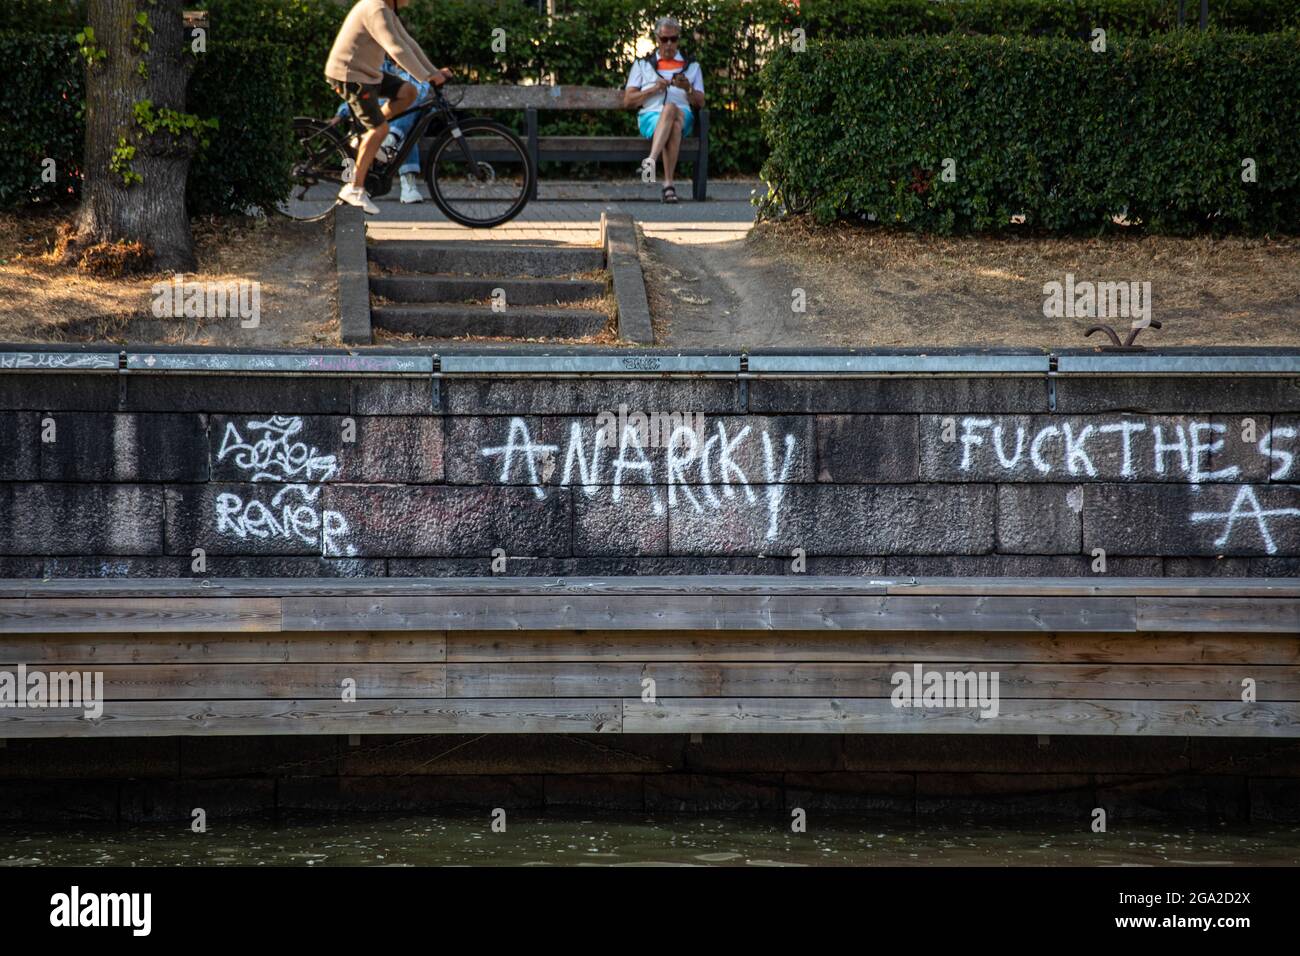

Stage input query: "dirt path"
[{"left": 641, "top": 232, "right": 840, "bottom": 348}]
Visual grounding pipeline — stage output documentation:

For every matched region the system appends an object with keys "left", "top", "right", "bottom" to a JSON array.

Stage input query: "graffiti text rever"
[{"left": 214, "top": 416, "right": 355, "bottom": 556}]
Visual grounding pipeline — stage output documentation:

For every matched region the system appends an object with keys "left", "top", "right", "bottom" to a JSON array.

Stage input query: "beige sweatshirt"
[{"left": 324, "top": 0, "right": 436, "bottom": 85}]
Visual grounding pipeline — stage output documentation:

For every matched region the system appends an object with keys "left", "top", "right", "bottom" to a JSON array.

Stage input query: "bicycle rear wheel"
[
  {"left": 424, "top": 119, "right": 533, "bottom": 228},
  {"left": 278, "top": 117, "right": 354, "bottom": 221}
]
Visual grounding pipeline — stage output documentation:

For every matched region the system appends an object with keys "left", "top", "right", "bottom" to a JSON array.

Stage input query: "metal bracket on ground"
[{"left": 601, "top": 212, "right": 654, "bottom": 345}]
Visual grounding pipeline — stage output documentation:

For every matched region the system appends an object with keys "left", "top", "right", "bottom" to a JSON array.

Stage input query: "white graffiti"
[
  {"left": 955, "top": 417, "right": 1262, "bottom": 481},
  {"left": 214, "top": 416, "right": 355, "bottom": 556},
  {"left": 0, "top": 352, "right": 117, "bottom": 370},
  {"left": 481, "top": 417, "right": 798, "bottom": 540},
  {"left": 1191, "top": 485, "right": 1300, "bottom": 556},
  {"left": 952, "top": 416, "right": 1300, "bottom": 553}
]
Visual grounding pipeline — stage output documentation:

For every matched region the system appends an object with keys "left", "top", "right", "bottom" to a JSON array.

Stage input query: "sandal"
[{"left": 661, "top": 185, "right": 679, "bottom": 204}]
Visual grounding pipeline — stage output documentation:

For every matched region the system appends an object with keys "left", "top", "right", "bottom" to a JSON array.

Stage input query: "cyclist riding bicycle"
[
  {"left": 334, "top": 59, "right": 431, "bottom": 204},
  {"left": 324, "top": 0, "right": 452, "bottom": 214}
]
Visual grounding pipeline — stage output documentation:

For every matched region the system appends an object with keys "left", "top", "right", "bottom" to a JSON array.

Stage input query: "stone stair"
[{"left": 367, "top": 240, "right": 611, "bottom": 340}]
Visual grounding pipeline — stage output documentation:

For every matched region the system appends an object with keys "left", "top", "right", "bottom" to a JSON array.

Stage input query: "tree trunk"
[{"left": 73, "top": 0, "right": 197, "bottom": 272}]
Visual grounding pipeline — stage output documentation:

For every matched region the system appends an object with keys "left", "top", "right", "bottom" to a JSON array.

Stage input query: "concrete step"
[
  {"left": 372, "top": 303, "right": 609, "bottom": 339},
  {"left": 369, "top": 241, "right": 604, "bottom": 277},
  {"left": 371, "top": 275, "right": 604, "bottom": 306}
]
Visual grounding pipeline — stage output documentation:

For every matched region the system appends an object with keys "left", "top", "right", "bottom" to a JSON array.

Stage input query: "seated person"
[
  {"left": 623, "top": 16, "right": 705, "bottom": 203},
  {"left": 335, "top": 58, "right": 431, "bottom": 203}
]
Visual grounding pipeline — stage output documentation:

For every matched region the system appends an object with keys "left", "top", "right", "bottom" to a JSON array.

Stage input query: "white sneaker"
[
  {"left": 400, "top": 173, "right": 424, "bottom": 204},
  {"left": 337, "top": 183, "right": 379, "bottom": 215}
]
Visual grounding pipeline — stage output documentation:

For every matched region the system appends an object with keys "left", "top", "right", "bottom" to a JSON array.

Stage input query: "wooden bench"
[
  {"left": 1, "top": 576, "right": 1297, "bottom": 738},
  {"left": 440, "top": 84, "right": 710, "bottom": 202}
]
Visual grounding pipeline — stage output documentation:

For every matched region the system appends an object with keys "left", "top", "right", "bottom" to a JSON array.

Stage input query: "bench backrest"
[{"left": 445, "top": 84, "right": 627, "bottom": 111}]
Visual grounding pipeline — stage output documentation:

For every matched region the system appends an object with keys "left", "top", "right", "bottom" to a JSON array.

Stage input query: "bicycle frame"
[{"left": 339, "top": 88, "right": 482, "bottom": 198}]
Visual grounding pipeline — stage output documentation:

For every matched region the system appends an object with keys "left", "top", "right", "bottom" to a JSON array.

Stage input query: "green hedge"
[
  {"left": 4, "top": 2, "right": 1298, "bottom": 209},
  {"left": 760, "top": 30, "right": 1300, "bottom": 234},
  {"left": 0, "top": 32, "right": 84, "bottom": 208},
  {"left": 12, "top": 0, "right": 1299, "bottom": 36},
  {"left": 187, "top": 40, "right": 296, "bottom": 216},
  {"left": 0, "top": 32, "right": 293, "bottom": 214},
  {"left": 796, "top": 0, "right": 1300, "bottom": 36},
  {"left": 190, "top": 0, "right": 1300, "bottom": 177}
]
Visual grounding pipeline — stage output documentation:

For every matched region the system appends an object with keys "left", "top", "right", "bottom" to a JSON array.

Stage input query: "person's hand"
[
  {"left": 431, "top": 67, "right": 452, "bottom": 87},
  {"left": 672, "top": 74, "right": 690, "bottom": 90},
  {"left": 652, "top": 77, "right": 670, "bottom": 92}
]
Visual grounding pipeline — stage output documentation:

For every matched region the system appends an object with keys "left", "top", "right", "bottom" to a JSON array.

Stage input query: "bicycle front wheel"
[{"left": 424, "top": 119, "right": 533, "bottom": 228}]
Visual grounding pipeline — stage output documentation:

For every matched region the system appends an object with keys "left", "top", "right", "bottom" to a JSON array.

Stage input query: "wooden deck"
[{"left": 1, "top": 577, "right": 1296, "bottom": 738}]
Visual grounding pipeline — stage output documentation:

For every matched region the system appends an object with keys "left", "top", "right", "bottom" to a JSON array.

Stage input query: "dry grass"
[
  {"left": 746, "top": 219, "right": 1300, "bottom": 347},
  {"left": 0, "top": 206, "right": 338, "bottom": 346}
]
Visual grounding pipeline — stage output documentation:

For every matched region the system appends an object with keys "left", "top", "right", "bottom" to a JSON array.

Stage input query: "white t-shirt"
[{"left": 626, "top": 55, "right": 704, "bottom": 115}]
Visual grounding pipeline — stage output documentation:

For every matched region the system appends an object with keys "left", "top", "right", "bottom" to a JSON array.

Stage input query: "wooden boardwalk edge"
[
  {"left": 1, "top": 592, "right": 1296, "bottom": 633},
  {"left": 2, "top": 698, "right": 1297, "bottom": 738}
]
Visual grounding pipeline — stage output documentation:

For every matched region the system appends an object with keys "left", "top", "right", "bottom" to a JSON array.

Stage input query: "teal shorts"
[{"left": 638, "top": 108, "right": 694, "bottom": 139}]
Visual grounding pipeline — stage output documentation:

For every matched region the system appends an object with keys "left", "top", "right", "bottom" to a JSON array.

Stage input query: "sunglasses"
[{"left": 658, "top": 35, "right": 679, "bottom": 42}]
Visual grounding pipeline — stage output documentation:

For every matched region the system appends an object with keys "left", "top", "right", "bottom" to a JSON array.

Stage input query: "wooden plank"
[
  {"left": 6, "top": 664, "right": 447, "bottom": 700},
  {"left": 2, "top": 576, "right": 1294, "bottom": 599},
  {"left": 7, "top": 694, "right": 1294, "bottom": 737},
  {"left": 0, "top": 598, "right": 280, "bottom": 633},
  {"left": 446, "top": 662, "right": 1300, "bottom": 701},
  {"left": 445, "top": 84, "right": 626, "bottom": 110},
  {"left": 449, "top": 663, "right": 643, "bottom": 698},
  {"left": 1138, "top": 597, "right": 1300, "bottom": 632},
  {"left": 885, "top": 577, "right": 1300, "bottom": 598},
  {"left": 537, "top": 136, "right": 700, "bottom": 153},
  {"left": 283, "top": 595, "right": 1138, "bottom": 632},
  {"left": 621, "top": 698, "right": 1300, "bottom": 737},
  {"left": 0, "top": 631, "right": 446, "bottom": 664},
  {"left": 0, "top": 698, "right": 620, "bottom": 737},
  {"left": 0, "top": 575, "right": 891, "bottom": 598},
  {"left": 447, "top": 630, "right": 1300, "bottom": 665}
]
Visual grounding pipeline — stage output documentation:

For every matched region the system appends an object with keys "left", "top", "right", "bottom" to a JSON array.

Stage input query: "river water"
[{"left": 3, "top": 816, "right": 1298, "bottom": 866}]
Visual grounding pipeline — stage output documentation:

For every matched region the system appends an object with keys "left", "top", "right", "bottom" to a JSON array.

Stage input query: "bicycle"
[{"left": 280, "top": 86, "right": 535, "bottom": 228}]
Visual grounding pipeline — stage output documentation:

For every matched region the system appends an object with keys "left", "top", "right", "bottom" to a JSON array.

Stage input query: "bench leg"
[
  {"left": 526, "top": 107, "right": 540, "bottom": 202},
  {"left": 693, "top": 108, "right": 709, "bottom": 201}
]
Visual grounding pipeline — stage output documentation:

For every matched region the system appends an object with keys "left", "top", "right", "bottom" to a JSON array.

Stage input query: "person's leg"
[
  {"left": 381, "top": 81, "right": 416, "bottom": 122},
  {"left": 648, "top": 102, "right": 680, "bottom": 170},
  {"left": 381, "top": 82, "right": 423, "bottom": 202},
  {"left": 661, "top": 109, "right": 684, "bottom": 189},
  {"left": 351, "top": 78, "right": 416, "bottom": 188},
  {"left": 352, "top": 122, "right": 388, "bottom": 187},
  {"left": 388, "top": 98, "right": 421, "bottom": 175},
  {"left": 335, "top": 81, "right": 390, "bottom": 192}
]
